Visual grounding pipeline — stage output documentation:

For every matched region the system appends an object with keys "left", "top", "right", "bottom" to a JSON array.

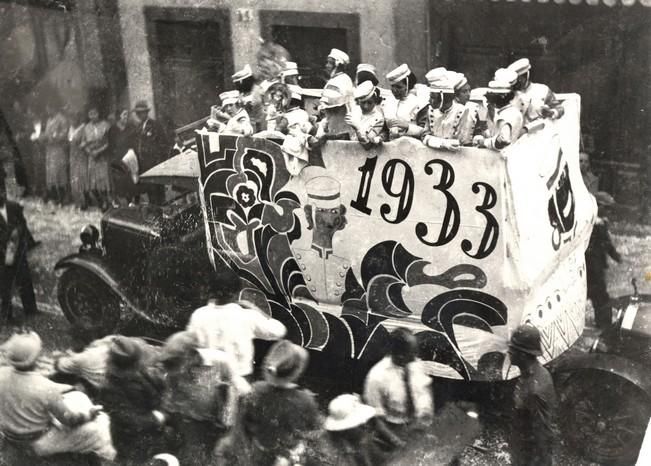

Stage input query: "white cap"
[
  {"left": 488, "top": 68, "right": 518, "bottom": 93},
  {"left": 427, "top": 69, "right": 454, "bottom": 93},
  {"left": 232, "top": 64, "right": 253, "bottom": 83},
  {"left": 356, "top": 63, "right": 377, "bottom": 77},
  {"left": 450, "top": 71, "right": 468, "bottom": 91},
  {"left": 353, "top": 80, "right": 376, "bottom": 101},
  {"left": 152, "top": 453, "right": 180, "bottom": 466},
  {"left": 219, "top": 90, "right": 240, "bottom": 106},
  {"left": 328, "top": 48, "right": 350, "bottom": 66},
  {"left": 425, "top": 67, "right": 447, "bottom": 85},
  {"left": 281, "top": 61, "right": 299, "bottom": 78},
  {"left": 386, "top": 64, "right": 411, "bottom": 85},
  {"left": 507, "top": 58, "right": 531, "bottom": 76},
  {"left": 306, "top": 176, "right": 341, "bottom": 209}
]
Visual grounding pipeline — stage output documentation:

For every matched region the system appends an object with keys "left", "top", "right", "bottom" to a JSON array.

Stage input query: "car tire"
[
  {"left": 559, "top": 369, "right": 651, "bottom": 465},
  {"left": 57, "top": 267, "right": 122, "bottom": 342}
]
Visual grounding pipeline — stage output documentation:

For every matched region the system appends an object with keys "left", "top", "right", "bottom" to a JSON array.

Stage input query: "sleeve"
[
  {"left": 363, "top": 369, "right": 386, "bottom": 417},
  {"left": 46, "top": 388, "right": 78, "bottom": 427},
  {"left": 249, "top": 309, "right": 287, "bottom": 340}
]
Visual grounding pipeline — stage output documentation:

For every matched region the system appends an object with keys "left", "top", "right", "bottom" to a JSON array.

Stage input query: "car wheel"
[
  {"left": 58, "top": 267, "right": 122, "bottom": 340},
  {"left": 560, "top": 369, "right": 651, "bottom": 465}
]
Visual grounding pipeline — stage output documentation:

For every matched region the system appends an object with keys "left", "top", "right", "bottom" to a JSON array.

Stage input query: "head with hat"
[
  {"left": 108, "top": 336, "right": 143, "bottom": 371},
  {"left": 508, "top": 324, "right": 542, "bottom": 369},
  {"left": 325, "top": 394, "right": 376, "bottom": 439},
  {"left": 387, "top": 64, "right": 417, "bottom": 100},
  {"left": 486, "top": 68, "right": 518, "bottom": 109},
  {"left": 3, "top": 331, "right": 42, "bottom": 371},
  {"left": 355, "top": 63, "right": 379, "bottom": 87},
  {"left": 354, "top": 80, "right": 381, "bottom": 114},
  {"left": 132, "top": 100, "right": 151, "bottom": 123},
  {"left": 159, "top": 330, "right": 199, "bottom": 373},
  {"left": 507, "top": 58, "right": 531, "bottom": 91},
  {"left": 451, "top": 71, "right": 471, "bottom": 105},
  {"left": 426, "top": 68, "right": 456, "bottom": 112},
  {"left": 281, "top": 61, "right": 300, "bottom": 85},
  {"left": 303, "top": 176, "right": 348, "bottom": 248},
  {"left": 232, "top": 64, "right": 256, "bottom": 94},
  {"left": 219, "top": 90, "right": 242, "bottom": 116},
  {"left": 326, "top": 48, "right": 350, "bottom": 78},
  {"left": 263, "top": 339, "right": 309, "bottom": 387}
]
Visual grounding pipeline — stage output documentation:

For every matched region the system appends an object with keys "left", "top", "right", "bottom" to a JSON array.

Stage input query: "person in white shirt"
[
  {"left": 507, "top": 58, "right": 564, "bottom": 124},
  {"left": 364, "top": 328, "right": 434, "bottom": 449},
  {"left": 384, "top": 64, "right": 425, "bottom": 140},
  {"left": 346, "top": 80, "right": 386, "bottom": 149},
  {"left": 186, "top": 300, "right": 286, "bottom": 378},
  {"left": 324, "top": 48, "right": 354, "bottom": 104}
]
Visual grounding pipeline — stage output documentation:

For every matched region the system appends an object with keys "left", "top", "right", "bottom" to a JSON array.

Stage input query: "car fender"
[
  {"left": 552, "top": 352, "right": 651, "bottom": 399},
  {"left": 55, "top": 253, "right": 153, "bottom": 324}
]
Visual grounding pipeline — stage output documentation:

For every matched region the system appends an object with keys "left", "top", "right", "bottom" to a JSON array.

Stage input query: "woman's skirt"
[
  {"left": 88, "top": 152, "right": 111, "bottom": 192},
  {"left": 69, "top": 145, "right": 89, "bottom": 198},
  {"left": 45, "top": 143, "right": 69, "bottom": 188}
]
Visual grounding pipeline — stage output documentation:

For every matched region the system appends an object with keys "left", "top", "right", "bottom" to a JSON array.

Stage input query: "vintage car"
[
  {"left": 55, "top": 92, "right": 650, "bottom": 462},
  {"left": 553, "top": 280, "right": 651, "bottom": 465}
]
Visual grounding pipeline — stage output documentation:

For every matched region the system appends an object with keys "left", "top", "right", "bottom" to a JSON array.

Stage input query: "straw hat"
[
  {"left": 325, "top": 394, "right": 376, "bottom": 431},
  {"left": 219, "top": 90, "right": 240, "bottom": 107},
  {"left": 488, "top": 68, "right": 518, "bottom": 93},
  {"left": 386, "top": 64, "right": 411, "bottom": 85},
  {"left": 507, "top": 58, "right": 531, "bottom": 76},
  {"left": 328, "top": 48, "right": 350, "bottom": 66}
]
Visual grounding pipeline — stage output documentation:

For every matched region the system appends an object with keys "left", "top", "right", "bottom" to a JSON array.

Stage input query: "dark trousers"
[
  {"left": 587, "top": 268, "right": 611, "bottom": 328},
  {"left": 0, "top": 258, "right": 37, "bottom": 324}
]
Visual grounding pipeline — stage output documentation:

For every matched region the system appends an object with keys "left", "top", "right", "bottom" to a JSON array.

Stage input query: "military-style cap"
[
  {"left": 354, "top": 80, "right": 376, "bottom": 101},
  {"left": 306, "top": 176, "right": 341, "bottom": 209},
  {"left": 425, "top": 67, "right": 447, "bottom": 84},
  {"left": 356, "top": 63, "right": 377, "bottom": 77},
  {"left": 427, "top": 68, "right": 454, "bottom": 93},
  {"left": 328, "top": 48, "right": 350, "bottom": 66},
  {"left": 450, "top": 71, "right": 468, "bottom": 91},
  {"left": 488, "top": 68, "right": 518, "bottom": 93},
  {"left": 319, "top": 88, "right": 346, "bottom": 109},
  {"left": 386, "top": 64, "right": 411, "bottom": 85},
  {"left": 219, "top": 90, "right": 240, "bottom": 106},
  {"left": 232, "top": 64, "right": 253, "bottom": 83},
  {"left": 281, "top": 61, "right": 299, "bottom": 78},
  {"left": 508, "top": 324, "right": 543, "bottom": 356},
  {"left": 508, "top": 58, "right": 531, "bottom": 76}
]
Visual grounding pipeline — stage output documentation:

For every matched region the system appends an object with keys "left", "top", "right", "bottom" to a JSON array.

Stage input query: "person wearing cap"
[
  {"left": 318, "top": 393, "right": 378, "bottom": 466},
  {"left": 364, "top": 328, "right": 434, "bottom": 449},
  {"left": 292, "top": 176, "right": 350, "bottom": 304},
  {"left": 278, "top": 85, "right": 313, "bottom": 137},
  {"left": 346, "top": 80, "right": 386, "bottom": 149},
  {"left": 132, "top": 99, "right": 170, "bottom": 204},
  {"left": 186, "top": 299, "right": 286, "bottom": 379},
  {"left": 213, "top": 90, "right": 254, "bottom": 136},
  {"left": 473, "top": 68, "right": 523, "bottom": 150},
  {"left": 508, "top": 324, "right": 558, "bottom": 466},
  {"left": 586, "top": 191, "right": 622, "bottom": 329},
  {"left": 420, "top": 69, "right": 475, "bottom": 151},
  {"left": 160, "top": 330, "right": 248, "bottom": 465},
  {"left": 99, "top": 335, "right": 168, "bottom": 463},
  {"left": 384, "top": 64, "right": 425, "bottom": 140},
  {"left": 232, "top": 64, "right": 265, "bottom": 133},
  {"left": 508, "top": 58, "right": 564, "bottom": 124},
  {"left": 281, "top": 61, "right": 300, "bottom": 86},
  {"left": 355, "top": 63, "right": 379, "bottom": 87},
  {"left": 219, "top": 339, "right": 321, "bottom": 465},
  {"left": 0, "top": 331, "right": 116, "bottom": 461},
  {"left": 580, "top": 151, "right": 600, "bottom": 195},
  {"left": 324, "top": 48, "right": 354, "bottom": 104},
  {"left": 314, "top": 87, "right": 356, "bottom": 143}
]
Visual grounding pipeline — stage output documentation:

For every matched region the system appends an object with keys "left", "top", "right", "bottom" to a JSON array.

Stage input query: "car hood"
[{"left": 140, "top": 149, "right": 199, "bottom": 191}]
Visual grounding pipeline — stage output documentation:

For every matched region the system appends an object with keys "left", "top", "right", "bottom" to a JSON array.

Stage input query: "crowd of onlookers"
[
  {"left": 2, "top": 98, "right": 171, "bottom": 211},
  {"left": 0, "top": 296, "right": 558, "bottom": 466}
]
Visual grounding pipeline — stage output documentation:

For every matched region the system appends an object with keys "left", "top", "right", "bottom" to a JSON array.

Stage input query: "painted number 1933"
[{"left": 350, "top": 157, "right": 499, "bottom": 259}]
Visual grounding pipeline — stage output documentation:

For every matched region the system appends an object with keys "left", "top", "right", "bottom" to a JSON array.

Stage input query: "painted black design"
[{"left": 547, "top": 154, "right": 576, "bottom": 250}]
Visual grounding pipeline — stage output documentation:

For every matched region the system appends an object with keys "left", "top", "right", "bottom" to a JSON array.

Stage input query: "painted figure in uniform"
[
  {"left": 507, "top": 58, "right": 564, "bottom": 125},
  {"left": 420, "top": 69, "right": 474, "bottom": 151},
  {"left": 293, "top": 176, "right": 350, "bottom": 304},
  {"left": 346, "top": 80, "right": 386, "bottom": 148},
  {"left": 473, "top": 68, "right": 523, "bottom": 151},
  {"left": 384, "top": 64, "right": 424, "bottom": 140},
  {"left": 324, "top": 48, "right": 354, "bottom": 104}
]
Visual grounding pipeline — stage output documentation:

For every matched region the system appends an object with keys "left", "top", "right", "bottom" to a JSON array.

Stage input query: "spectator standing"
[
  {"left": 0, "top": 332, "right": 116, "bottom": 462},
  {"left": 186, "top": 299, "right": 286, "bottom": 379},
  {"left": 42, "top": 103, "right": 69, "bottom": 204},
  {"left": 508, "top": 325, "right": 558, "bottom": 466},
  {"left": 68, "top": 111, "right": 89, "bottom": 209},
  {"left": 0, "top": 180, "right": 38, "bottom": 326},
  {"left": 82, "top": 107, "right": 111, "bottom": 211},
  {"left": 108, "top": 108, "right": 134, "bottom": 206},
  {"left": 586, "top": 192, "right": 622, "bottom": 328},
  {"left": 133, "top": 100, "right": 169, "bottom": 205},
  {"left": 579, "top": 151, "right": 600, "bottom": 195},
  {"left": 364, "top": 328, "right": 434, "bottom": 450}
]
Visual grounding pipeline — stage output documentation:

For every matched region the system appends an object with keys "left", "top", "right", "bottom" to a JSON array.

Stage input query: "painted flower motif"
[{"left": 236, "top": 185, "right": 256, "bottom": 208}]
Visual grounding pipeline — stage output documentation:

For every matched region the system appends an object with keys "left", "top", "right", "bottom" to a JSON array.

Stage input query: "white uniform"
[
  {"left": 516, "top": 82, "right": 556, "bottom": 124},
  {"left": 422, "top": 100, "right": 475, "bottom": 147},
  {"left": 383, "top": 93, "right": 423, "bottom": 140},
  {"left": 325, "top": 72, "right": 354, "bottom": 104}
]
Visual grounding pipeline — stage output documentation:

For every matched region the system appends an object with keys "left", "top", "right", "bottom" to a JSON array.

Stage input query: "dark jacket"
[
  {"left": 0, "top": 201, "right": 30, "bottom": 265},
  {"left": 134, "top": 118, "right": 170, "bottom": 174},
  {"left": 586, "top": 217, "right": 621, "bottom": 274}
]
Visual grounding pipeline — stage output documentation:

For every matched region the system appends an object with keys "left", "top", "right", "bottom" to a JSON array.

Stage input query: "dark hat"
[
  {"left": 508, "top": 325, "right": 543, "bottom": 357},
  {"left": 133, "top": 100, "right": 151, "bottom": 112},
  {"left": 3, "top": 332, "right": 42, "bottom": 370},
  {"left": 159, "top": 331, "right": 198, "bottom": 363},
  {"left": 109, "top": 336, "right": 142, "bottom": 367},
  {"left": 263, "top": 340, "right": 309, "bottom": 386}
]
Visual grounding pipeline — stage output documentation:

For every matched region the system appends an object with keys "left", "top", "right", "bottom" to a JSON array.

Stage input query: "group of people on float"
[{"left": 205, "top": 48, "right": 564, "bottom": 165}]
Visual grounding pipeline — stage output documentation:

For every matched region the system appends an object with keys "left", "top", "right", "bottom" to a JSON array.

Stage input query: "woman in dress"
[
  {"left": 42, "top": 103, "right": 69, "bottom": 204},
  {"left": 68, "top": 111, "right": 89, "bottom": 209},
  {"left": 81, "top": 107, "right": 111, "bottom": 210}
]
